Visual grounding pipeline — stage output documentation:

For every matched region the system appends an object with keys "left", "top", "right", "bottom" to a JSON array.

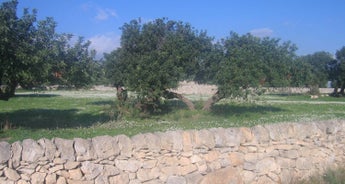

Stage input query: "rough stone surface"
[
  {"left": 4, "top": 168, "right": 20, "bottom": 181},
  {"left": 0, "top": 120, "right": 345, "bottom": 183},
  {"left": 92, "top": 135, "right": 120, "bottom": 159},
  {"left": 54, "top": 138, "right": 75, "bottom": 161},
  {"left": 81, "top": 161, "right": 103, "bottom": 180},
  {"left": 31, "top": 172, "right": 46, "bottom": 184},
  {"left": 22, "top": 139, "right": 44, "bottom": 163},
  {"left": 10, "top": 141, "right": 22, "bottom": 168},
  {"left": 74, "top": 138, "right": 95, "bottom": 161},
  {"left": 0, "top": 142, "right": 10, "bottom": 164},
  {"left": 201, "top": 167, "right": 242, "bottom": 184}
]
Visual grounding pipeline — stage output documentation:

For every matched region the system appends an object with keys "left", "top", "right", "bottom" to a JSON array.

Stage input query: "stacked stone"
[{"left": 0, "top": 120, "right": 344, "bottom": 184}]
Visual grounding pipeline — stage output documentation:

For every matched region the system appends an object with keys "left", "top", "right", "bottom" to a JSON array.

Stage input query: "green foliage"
[
  {"left": 294, "top": 51, "right": 333, "bottom": 88},
  {"left": 105, "top": 18, "right": 213, "bottom": 112},
  {"left": 0, "top": 0, "right": 101, "bottom": 101},
  {"left": 332, "top": 46, "right": 345, "bottom": 95},
  {"left": 216, "top": 32, "right": 297, "bottom": 99}
]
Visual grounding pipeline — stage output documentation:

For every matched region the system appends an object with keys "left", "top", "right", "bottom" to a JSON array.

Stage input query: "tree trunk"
[
  {"left": 164, "top": 91, "right": 195, "bottom": 110},
  {"left": 202, "top": 90, "right": 223, "bottom": 111},
  {"left": 333, "top": 80, "right": 340, "bottom": 95},
  {"left": 340, "top": 82, "right": 345, "bottom": 95},
  {"left": 0, "top": 85, "right": 10, "bottom": 101},
  {"left": 8, "top": 81, "right": 17, "bottom": 97}
]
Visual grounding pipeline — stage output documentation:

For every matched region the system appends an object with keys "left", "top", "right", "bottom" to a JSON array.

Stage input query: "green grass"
[{"left": 1, "top": 91, "right": 345, "bottom": 142}]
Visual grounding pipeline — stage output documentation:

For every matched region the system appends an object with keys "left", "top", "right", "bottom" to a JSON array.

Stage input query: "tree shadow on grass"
[
  {"left": 0, "top": 108, "right": 110, "bottom": 129},
  {"left": 14, "top": 93, "right": 60, "bottom": 98},
  {"left": 88, "top": 100, "right": 115, "bottom": 106},
  {"left": 210, "top": 104, "right": 284, "bottom": 117}
]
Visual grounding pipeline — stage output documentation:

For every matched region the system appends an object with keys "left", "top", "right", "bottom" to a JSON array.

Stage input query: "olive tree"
[
  {"left": 105, "top": 18, "right": 212, "bottom": 112},
  {"left": 203, "top": 32, "right": 297, "bottom": 110}
]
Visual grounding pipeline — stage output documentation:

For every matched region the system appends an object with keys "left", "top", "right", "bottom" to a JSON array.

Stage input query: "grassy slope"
[{"left": 0, "top": 90, "right": 345, "bottom": 142}]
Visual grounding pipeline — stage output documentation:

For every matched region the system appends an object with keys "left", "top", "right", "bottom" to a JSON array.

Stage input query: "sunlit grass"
[{"left": 0, "top": 90, "right": 345, "bottom": 142}]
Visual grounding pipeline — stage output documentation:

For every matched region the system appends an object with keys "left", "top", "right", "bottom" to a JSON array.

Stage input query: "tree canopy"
[
  {"left": 1, "top": 0, "right": 344, "bottom": 112},
  {"left": 105, "top": 18, "right": 213, "bottom": 112},
  {"left": 0, "top": 0, "right": 100, "bottom": 100},
  {"left": 202, "top": 32, "right": 298, "bottom": 110}
]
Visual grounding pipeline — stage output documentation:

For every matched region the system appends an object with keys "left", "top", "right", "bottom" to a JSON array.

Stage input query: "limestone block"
[
  {"left": 179, "top": 164, "right": 197, "bottom": 175},
  {"left": 192, "top": 129, "right": 215, "bottom": 149},
  {"left": 22, "top": 139, "right": 44, "bottom": 163},
  {"left": 10, "top": 141, "right": 22, "bottom": 168},
  {"left": 251, "top": 125, "right": 269, "bottom": 143},
  {"left": 178, "top": 157, "right": 191, "bottom": 166},
  {"left": 74, "top": 138, "right": 95, "bottom": 161},
  {"left": 203, "top": 150, "right": 220, "bottom": 163},
  {"left": 137, "top": 168, "right": 160, "bottom": 182},
  {"left": 158, "top": 131, "right": 184, "bottom": 151},
  {"left": 54, "top": 138, "right": 75, "bottom": 161},
  {"left": 200, "top": 167, "right": 242, "bottom": 184},
  {"left": 92, "top": 135, "right": 120, "bottom": 159},
  {"left": 242, "top": 170, "right": 256, "bottom": 184},
  {"left": 81, "top": 161, "right": 103, "bottom": 180},
  {"left": 68, "top": 168, "right": 83, "bottom": 180},
  {"left": 38, "top": 138, "right": 56, "bottom": 161},
  {"left": 56, "top": 176, "right": 67, "bottom": 184},
  {"left": 4, "top": 168, "right": 20, "bottom": 181},
  {"left": 17, "top": 180, "right": 29, "bottom": 184},
  {"left": 224, "top": 128, "right": 242, "bottom": 147},
  {"left": 64, "top": 161, "right": 80, "bottom": 170},
  {"left": 115, "top": 159, "right": 142, "bottom": 173},
  {"left": 239, "top": 127, "right": 254, "bottom": 143},
  {"left": 280, "top": 149, "right": 299, "bottom": 159},
  {"left": 117, "top": 134, "right": 133, "bottom": 157},
  {"left": 228, "top": 152, "right": 244, "bottom": 166},
  {"left": 296, "top": 157, "right": 313, "bottom": 170},
  {"left": 182, "top": 131, "right": 193, "bottom": 152},
  {"left": 276, "top": 157, "right": 296, "bottom": 169},
  {"left": 103, "top": 164, "right": 120, "bottom": 176},
  {"left": 160, "top": 166, "right": 180, "bottom": 176},
  {"left": 142, "top": 159, "right": 158, "bottom": 169},
  {"left": 265, "top": 123, "right": 295, "bottom": 141},
  {"left": 257, "top": 175, "right": 274, "bottom": 184},
  {"left": 166, "top": 176, "right": 186, "bottom": 184},
  {"left": 185, "top": 172, "right": 203, "bottom": 184},
  {"left": 95, "top": 175, "right": 109, "bottom": 184},
  {"left": 49, "top": 164, "right": 63, "bottom": 173},
  {"left": 31, "top": 172, "right": 46, "bottom": 184},
  {"left": 256, "top": 157, "right": 280, "bottom": 175},
  {"left": 109, "top": 172, "right": 129, "bottom": 184},
  {"left": 132, "top": 133, "right": 161, "bottom": 152},
  {"left": 0, "top": 142, "right": 10, "bottom": 164},
  {"left": 45, "top": 173, "right": 57, "bottom": 184}
]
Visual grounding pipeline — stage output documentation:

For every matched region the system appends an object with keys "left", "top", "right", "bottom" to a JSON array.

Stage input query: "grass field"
[{"left": 1, "top": 89, "right": 345, "bottom": 142}]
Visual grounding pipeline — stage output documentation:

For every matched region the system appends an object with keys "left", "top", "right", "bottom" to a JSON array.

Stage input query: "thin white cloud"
[
  {"left": 89, "top": 32, "right": 120, "bottom": 59},
  {"left": 250, "top": 28, "right": 274, "bottom": 37},
  {"left": 95, "top": 8, "right": 117, "bottom": 21},
  {"left": 81, "top": 2, "right": 93, "bottom": 11}
]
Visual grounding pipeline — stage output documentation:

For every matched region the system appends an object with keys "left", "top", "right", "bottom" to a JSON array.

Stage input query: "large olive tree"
[{"left": 105, "top": 18, "right": 212, "bottom": 112}]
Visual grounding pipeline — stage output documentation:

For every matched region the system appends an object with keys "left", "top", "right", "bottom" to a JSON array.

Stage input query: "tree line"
[
  {"left": 1, "top": 0, "right": 345, "bottom": 112},
  {"left": 0, "top": 0, "right": 103, "bottom": 100}
]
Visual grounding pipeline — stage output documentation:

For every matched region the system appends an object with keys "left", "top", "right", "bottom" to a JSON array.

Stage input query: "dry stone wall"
[{"left": 0, "top": 120, "right": 345, "bottom": 184}]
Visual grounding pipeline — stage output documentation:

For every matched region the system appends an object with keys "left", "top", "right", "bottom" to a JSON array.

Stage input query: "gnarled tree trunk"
[
  {"left": 164, "top": 91, "right": 195, "bottom": 110},
  {"left": 202, "top": 90, "right": 223, "bottom": 111}
]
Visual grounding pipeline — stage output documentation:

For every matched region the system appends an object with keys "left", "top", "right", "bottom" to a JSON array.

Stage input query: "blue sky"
[{"left": 9, "top": 0, "right": 345, "bottom": 58}]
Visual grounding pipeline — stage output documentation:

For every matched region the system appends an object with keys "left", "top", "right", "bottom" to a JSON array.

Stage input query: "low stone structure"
[{"left": 0, "top": 120, "right": 344, "bottom": 183}]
